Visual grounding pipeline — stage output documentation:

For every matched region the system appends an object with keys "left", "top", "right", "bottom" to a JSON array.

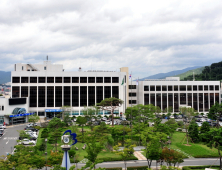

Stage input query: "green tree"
[
  {"left": 97, "top": 97, "right": 124, "bottom": 126},
  {"left": 188, "top": 120, "right": 199, "bottom": 143},
  {"left": 28, "top": 113, "right": 40, "bottom": 124},
  {"left": 82, "top": 106, "right": 99, "bottom": 131},
  {"left": 94, "top": 121, "right": 109, "bottom": 136},
  {"left": 209, "top": 101, "right": 222, "bottom": 128},
  {"left": 60, "top": 105, "right": 71, "bottom": 121},
  {"left": 113, "top": 139, "right": 136, "bottom": 170},
  {"left": 199, "top": 121, "right": 211, "bottom": 142},
  {"left": 76, "top": 116, "right": 87, "bottom": 143}
]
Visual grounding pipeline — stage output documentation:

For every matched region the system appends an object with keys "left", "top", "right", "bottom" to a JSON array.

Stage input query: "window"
[
  {"left": 12, "top": 86, "right": 19, "bottom": 97},
  {"left": 156, "top": 86, "right": 161, "bottom": 91},
  {"left": 21, "top": 86, "right": 28, "bottom": 97},
  {"left": 180, "top": 93, "right": 186, "bottom": 105},
  {"left": 204, "top": 85, "right": 208, "bottom": 91},
  {"left": 64, "top": 86, "right": 70, "bottom": 106},
  {"left": 22, "top": 66, "right": 23, "bottom": 70},
  {"left": 38, "top": 112, "right": 45, "bottom": 116},
  {"left": 104, "top": 77, "right": 111, "bottom": 83},
  {"left": 215, "top": 85, "right": 219, "bottom": 90},
  {"left": 21, "top": 77, "right": 29, "bottom": 83},
  {"left": 12, "top": 77, "right": 20, "bottom": 83},
  {"left": 129, "top": 100, "right": 137, "bottom": 104},
  {"left": 174, "top": 85, "right": 178, "bottom": 91},
  {"left": 150, "top": 86, "right": 155, "bottom": 91},
  {"left": 180, "top": 85, "right": 186, "bottom": 91},
  {"left": 198, "top": 85, "right": 203, "bottom": 91},
  {"left": 72, "top": 86, "right": 79, "bottom": 107},
  {"left": 112, "top": 86, "right": 119, "bottom": 98},
  {"left": 2, "top": 106, "right": 4, "bottom": 111},
  {"left": 64, "top": 77, "right": 71, "bottom": 83},
  {"left": 30, "top": 86, "right": 37, "bottom": 107},
  {"left": 129, "top": 93, "right": 136, "bottom": 97},
  {"left": 112, "top": 77, "right": 119, "bottom": 83},
  {"left": 187, "top": 85, "right": 192, "bottom": 91},
  {"left": 162, "top": 86, "right": 167, "bottom": 91},
  {"left": 96, "top": 77, "right": 103, "bottom": 83},
  {"left": 88, "top": 77, "right": 95, "bottom": 83},
  {"left": 47, "top": 86, "right": 54, "bottom": 107},
  {"left": 55, "top": 77, "right": 62, "bottom": 83},
  {"left": 129, "top": 85, "right": 136, "bottom": 89},
  {"left": 96, "top": 86, "right": 103, "bottom": 103},
  {"left": 80, "top": 86, "right": 87, "bottom": 106},
  {"left": 72, "top": 77, "right": 79, "bottom": 83},
  {"left": 193, "top": 85, "right": 197, "bottom": 91},
  {"left": 44, "top": 66, "right": 46, "bottom": 70},
  {"left": 104, "top": 86, "right": 111, "bottom": 98},
  {"left": 144, "top": 94, "right": 149, "bottom": 105},
  {"left": 30, "top": 77, "right": 37, "bottom": 83},
  {"left": 88, "top": 86, "right": 95, "bottom": 106},
  {"left": 80, "top": 77, "right": 87, "bottom": 83},
  {"left": 144, "top": 86, "right": 149, "bottom": 91},
  {"left": 38, "top": 86, "right": 45, "bottom": 107},
  {"left": 38, "top": 77, "right": 45, "bottom": 83},
  {"left": 55, "top": 86, "right": 62, "bottom": 107},
  {"left": 168, "top": 86, "right": 172, "bottom": 91},
  {"left": 47, "top": 77, "right": 54, "bottom": 83}
]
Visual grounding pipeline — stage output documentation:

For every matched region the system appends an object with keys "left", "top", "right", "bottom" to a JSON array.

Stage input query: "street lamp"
[{"left": 45, "top": 138, "right": 47, "bottom": 170}]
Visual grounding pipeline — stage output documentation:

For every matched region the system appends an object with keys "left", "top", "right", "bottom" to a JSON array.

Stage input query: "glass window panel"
[
  {"left": 199, "top": 93, "right": 203, "bottom": 112},
  {"left": 144, "top": 86, "right": 149, "bottom": 91},
  {"left": 193, "top": 93, "right": 198, "bottom": 111},
  {"left": 104, "top": 86, "right": 111, "bottom": 98},
  {"left": 38, "top": 86, "right": 45, "bottom": 107},
  {"left": 180, "top": 93, "right": 186, "bottom": 105},
  {"left": 129, "top": 85, "right": 136, "bottom": 89},
  {"left": 162, "top": 86, "right": 167, "bottom": 91},
  {"left": 72, "top": 77, "right": 79, "bottom": 83},
  {"left": 55, "top": 77, "right": 62, "bottom": 83},
  {"left": 96, "top": 86, "right": 103, "bottom": 103},
  {"left": 129, "top": 93, "right": 136, "bottom": 97},
  {"left": 96, "top": 77, "right": 103, "bottom": 83},
  {"left": 12, "top": 77, "right": 20, "bottom": 83},
  {"left": 174, "top": 85, "right": 178, "bottom": 91},
  {"left": 55, "top": 86, "right": 62, "bottom": 107},
  {"left": 204, "top": 85, "right": 208, "bottom": 91},
  {"left": 12, "top": 86, "right": 19, "bottom": 97},
  {"left": 80, "top": 77, "right": 87, "bottom": 83},
  {"left": 156, "top": 86, "right": 161, "bottom": 91},
  {"left": 198, "top": 85, "right": 203, "bottom": 91},
  {"left": 144, "top": 94, "right": 149, "bottom": 105},
  {"left": 21, "top": 86, "right": 28, "bottom": 97},
  {"left": 215, "top": 85, "right": 219, "bottom": 90},
  {"left": 187, "top": 85, "right": 192, "bottom": 91},
  {"left": 180, "top": 86, "right": 186, "bottom": 91},
  {"left": 47, "top": 86, "right": 54, "bottom": 107},
  {"left": 64, "top": 77, "right": 71, "bottom": 83},
  {"left": 168, "top": 93, "right": 173, "bottom": 107},
  {"left": 156, "top": 93, "right": 161, "bottom": 108},
  {"left": 112, "top": 77, "right": 119, "bottom": 83},
  {"left": 80, "top": 86, "right": 87, "bottom": 106},
  {"left": 47, "top": 77, "right": 54, "bottom": 83},
  {"left": 30, "top": 86, "right": 37, "bottom": 107},
  {"left": 210, "top": 85, "right": 214, "bottom": 90},
  {"left": 168, "top": 86, "right": 172, "bottom": 91},
  {"left": 112, "top": 86, "right": 119, "bottom": 98},
  {"left": 30, "top": 77, "right": 37, "bottom": 83},
  {"left": 88, "top": 86, "right": 95, "bottom": 106},
  {"left": 151, "top": 94, "right": 155, "bottom": 106},
  {"left": 72, "top": 86, "right": 79, "bottom": 107},
  {"left": 204, "top": 93, "right": 208, "bottom": 111},
  {"left": 150, "top": 86, "right": 155, "bottom": 91},
  {"left": 64, "top": 86, "right": 70, "bottom": 106},
  {"left": 88, "top": 77, "right": 95, "bottom": 83},
  {"left": 188, "top": 93, "right": 192, "bottom": 107},
  {"left": 104, "top": 77, "right": 111, "bottom": 83},
  {"left": 162, "top": 93, "right": 167, "bottom": 110},
  {"left": 174, "top": 93, "right": 178, "bottom": 112},
  {"left": 21, "top": 77, "right": 29, "bottom": 83},
  {"left": 38, "top": 77, "right": 45, "bottom": 83},
  {"left": 193, "top": 85, "right": 197, "bottom": 91}
]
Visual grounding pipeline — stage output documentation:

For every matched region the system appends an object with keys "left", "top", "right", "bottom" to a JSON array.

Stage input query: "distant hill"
[
  {"left": 0, "top": 71, "right": 11, "bottom": 84},
  {"left": 140, "top": 66, "right": 202, "bottom": 80},
  {"left": 175, "top": 67, "right": 205, "bottom": 80}
]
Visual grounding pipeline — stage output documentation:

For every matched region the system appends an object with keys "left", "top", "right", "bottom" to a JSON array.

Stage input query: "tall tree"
[
  {"left": 209, "top": 101, "right": 222, "bottom": 128},
  {"left": 82, "top": 106, "right": 99, "bottom": 131},
  {"left": 28, "top": 113, "right": 40, "bottom": 124},
  {"left": 60, "top": 105, "right": 71, "bottom": 121},
  {"left": 97, "top": 97, "right": 124, "bottom": 126},
  {"left": 76, "top": 116, "right": 87, "bottom": 143},
  {"left": 188, "top": 120, "right": 199, "bottom": 143}
]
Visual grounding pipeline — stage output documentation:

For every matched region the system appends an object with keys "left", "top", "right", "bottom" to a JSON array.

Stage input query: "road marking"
[
  {"left": 3, "top": 137, "right": 18, "bottom": 140},
  {"left": 6, "top": 140, "right": 9, "bottom": 144}
]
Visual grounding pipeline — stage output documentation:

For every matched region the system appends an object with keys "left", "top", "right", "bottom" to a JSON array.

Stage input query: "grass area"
[{"left": 171, "top": 132, "right": 219, "bottom": 158}]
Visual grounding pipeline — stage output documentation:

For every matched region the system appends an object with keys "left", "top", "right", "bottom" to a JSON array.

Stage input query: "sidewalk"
[{"left": 134, "top": 151, "right": 147, "bottom": 160}]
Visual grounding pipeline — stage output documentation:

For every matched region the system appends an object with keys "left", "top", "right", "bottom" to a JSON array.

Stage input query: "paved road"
[{"left": 0, "top": 124, "right": 26, "bottom": 158}]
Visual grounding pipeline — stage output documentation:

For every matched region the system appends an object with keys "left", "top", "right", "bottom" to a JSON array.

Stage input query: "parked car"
[
  {"left": 0, "top": 124, "right": 6, "bottom": 129},
  {"left": 120, "top": 117, "right": 126, "bottom": 121},
  {"left": 196, "top": 122, "right": 202, "bottom": 127},
  {"left": 109, "top": 121, "right": 117, "bottom": 125},
  {"left": 19, "top": 139, "right": 36, "bottom": 145},
  {"left": 24, "top": 127, "right": 38, "bottom": 132},
  {"left": 105, "top": 120, "right": 111, "bottom": 125},
  {"left": 0, "top": 129, "right": 4, "bottom": 136},
  {"left": 101, "top": 117, "right": 107, "bottom": 121}
]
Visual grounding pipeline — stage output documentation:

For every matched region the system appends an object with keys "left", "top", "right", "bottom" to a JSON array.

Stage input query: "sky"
[{"left": 0, "top": 0, "right": 222, "bottom": 79}]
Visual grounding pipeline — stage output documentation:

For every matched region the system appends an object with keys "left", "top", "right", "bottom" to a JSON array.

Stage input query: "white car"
[
  {"left": 105, "top": 120, "right": 110, "bottom": 125},
  {"left": 26, "top": 123, "right": 37, "bottom": 127},
  {"left": 101, "top": 117, "right": 107, "bottom": 121},
  {"left": 25, "top": 131, "right": 38, "bottom": 138},
  {"left": 109, "top": 121, "right": 117, "bottom": 125},
  {"left": 170, "top": 115, "right": 175, "bottom": 119},
  {"left": 196, "top": 122, "right": 202, "bottom": 127},
  {"left": 0, "top": 124, "right": 6, "bottom": 129},
  {"left": 20, "top": 139, "right": 36, "bottom": 145}
]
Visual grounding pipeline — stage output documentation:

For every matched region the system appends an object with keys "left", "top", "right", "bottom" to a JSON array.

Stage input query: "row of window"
[
  {"left": 12, "top": 77, "right": 119, "bottom": 84},
  {"left": 12, "top": 86, "right": 119, "bottom": 107},
  {"left": 0, "top": 106, "right": 4, "bottom": 111},
  {"left": 144, "top": 93, "right": 219, "bottom": 112},
  {"left": 144, "top": 85, "right": 220, "bottom": 91}
]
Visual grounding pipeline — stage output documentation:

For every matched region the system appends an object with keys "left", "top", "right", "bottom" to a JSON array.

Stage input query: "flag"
[
  {"left": 136, "top": 79, "right": 139, "bottom": 85},
  {"left": 129, "top": 74, "right": 131, "bottom": 79},
  {"left": 121, "top": 78, "right": 124, "bottom": 85}
]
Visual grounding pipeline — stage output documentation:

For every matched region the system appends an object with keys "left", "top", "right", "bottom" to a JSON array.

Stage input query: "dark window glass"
[
  {"left": 38, "top": 86, "right": 45, "bottom": 107},
  {"left": 112, "top": 77, "right": 119, "bottom": 83},
  {"left": 162, "top": 86, "right": 167, "bottom": 91},
  {"left": 144, "top": 94, "right": 149, "bottom": 105},
  {"left": 193, "top": 93, "right": 198, "bottom": 111},
  {"left": 55, "top": 86, "right": 62, "bottom": 107},
  {"left": 144, "top": 86, "right": 149, "bottom": 91},
  {"left": 187, "top": 85, "right": 192, "bottom": 91},
  {"left": 193, "top": 85, "right": 197, "bottom": 91},
  {"left": 30, "top": 86, "right": 37, "bottom": 107},
  {"left": 180, "top": 93, "right": 186, "bottom": 105},
  {"left": 2, "top": 106, "right": 4, "bottom": 111},
  {"left": 96, "top": 77, "right": 103, "bottom": 83},
  {"left": 47, "top": 86, "right": 54, "bottom": 107},
  {"left": 12, "top": 77, "right": 20, "bottom": 83},
  {"left": 199, "top": 93, "right": 203, "bottom": 112},
  {"left": 38, "top": 77, "right": 45, "bottom": 83},
  {"left": 21, "top": 86, "right": 28, "bottom": 97},
  {"left": 88, "top": 86, "right": 95, "bottom": 106},
  {"left": 104, "top": 86, "right": 111, "bottom": 98},
  {"left": 64, "top": 77, "right": 70, "bottom": 83},
  {"left": 180, "top": 86, "right": 186, "bottom": 91},
  {"left": 198, "top": 85, "right": 203, "bottom": 91},
  {"left": 30, "top": 77, "right": 37, "bottom": 83},
  {"left": 38, "top": 112, "right": 45, "bottom": 116},
  {"left": 156, "top": 93, "right": 161, "bottom": 108},
  {"left": 47, "top": 77, "right": 54, "bottom": 83},
  {"left": 112, "top": 86, "right": 119, "bottom": 98},
  {"left": 12, "top": 86, "right": 19, "bottom": 97},
  {"left": 168, "top": 86, "right": 172, "bottom": 91},
  {"left": 162, "top": 93, "right": 167, "bottom": 110},
  {"left": 80, "top": 77, "right": 87, "bottom": 83},
  {"left": 129, "top": 93, "right": 136, "bottom": 97},
  {"left": 129, "top": 100, "right": 137, "bottom": 104},
  {"left": 204, "top": 85, "right": 208, "bottom": 91},
  {"left": 215, "top": 85, "right": 219, "bottom": 90},
  {"left": 150, "top": 86, "right": 155, "bottom": 91},
  {"left": 64, "top": 86, "right": 70, "bottom": 106},
  {"left": 215, "top": 93, "right": 219, "bottom": 103},
  {"left": 96, "top": 86, "right": 103, "bottom": 103},
  {"left": 174, "top": 93, "right": 178, "bottom": 112},
  {"left": 188, "top": 93, "right": 192, "bottom": 107},
  {"left": 210, "top": 85, "right": 214, "bottom": 90},
  {"left": 210, "top": 93, "right": 214, "bottom": 107},
  {"left": 168, "top": 93, "right": 173, "bottom": 107},
  {"left": 88, "top": 77, "right": 95, "bottom": 83},
  {"left": 204, "top": 93, "right": 208, "bottom": 111},
  {"left": 72, "top": 86, "right": 79, "bottom": 107},
  {"left": 80, "top": 86, "right": 87, "bottom": 106},
  {"left": 21, "top": 77, "right": 28, "bottom": 83},
  {"left": 104, "top": 77, "right": 111, "bottom": 83},
  {"left": 72, "top": 77, "right": 79, "bottom": 83},
  {"left": 156, "top": 86, "right": 161, "bottom": 91},
  {"left": 55, "top": 77, "right": 62, "bottom": 83},
  {"left": 151, "top": 93, "right": 155, "bottom": 106},
  {"left": 174, "top": 85, "right": 178, "bottom": 91},
  {"left": 129, "top": 85, "right": 136, "bottom": 89}
]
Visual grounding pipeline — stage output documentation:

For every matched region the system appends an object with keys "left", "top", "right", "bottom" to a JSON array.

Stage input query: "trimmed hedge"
[
  {"left": 127, "top": 166, "right": 149, "bottom": 170},
  {"left": 182, "top": 165, "right": 220, "bottom": 170},
  {"left": 97, "top": 156, "right": 138, "bottom": 162},
  {"left": 106, "top": 168, "right": 122, "bottom": 170}
]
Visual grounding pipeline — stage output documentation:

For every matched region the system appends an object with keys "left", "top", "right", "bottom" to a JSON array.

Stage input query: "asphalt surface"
[{"left": 0, "top": 124, "right": 26, "bottom": 158}]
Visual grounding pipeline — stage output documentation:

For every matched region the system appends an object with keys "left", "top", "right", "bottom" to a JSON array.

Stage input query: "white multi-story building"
[{"left": 3, "top": 60, "right": 219, "bottom": 125}]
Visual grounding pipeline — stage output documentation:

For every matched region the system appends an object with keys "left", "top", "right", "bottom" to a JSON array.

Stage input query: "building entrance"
[
  {"left": 46, "top": 112, "right": 55, "bottom": 119},
  {"left": 9, "top": 117, "right": 26, "bottom": 125}
]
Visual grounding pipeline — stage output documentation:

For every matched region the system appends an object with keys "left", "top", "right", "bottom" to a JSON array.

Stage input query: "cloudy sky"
[{"left": 0, "top": 0, "right": 222, "bottom": 79}]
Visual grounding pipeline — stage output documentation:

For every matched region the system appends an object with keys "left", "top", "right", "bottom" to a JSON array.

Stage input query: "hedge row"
[
  {"left": 97, "top": 156, "right": 138, "bottom": 162},
  {"left": 182, "top": 165, "right": 220, "bottom": 170},
  {"left": 127, "top": 166, "right": 149, "bottom": 170},
  {"left": 106, "top": 168, "right": 122, "bottom": 170}
]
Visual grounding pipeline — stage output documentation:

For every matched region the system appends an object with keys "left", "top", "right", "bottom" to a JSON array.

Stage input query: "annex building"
[{"left": 3, "top": 60, "right": 220, "bottom": 123}]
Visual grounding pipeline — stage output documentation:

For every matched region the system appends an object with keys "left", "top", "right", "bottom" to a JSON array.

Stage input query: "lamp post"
[{"left": 45, "top": 138, "right": 47, "bottom": 170}]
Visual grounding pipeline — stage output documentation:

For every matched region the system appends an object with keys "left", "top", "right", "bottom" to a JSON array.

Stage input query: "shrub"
[
  {"left": 128, "top": 166, "right": 150, "bottom": 170},
  {"left": 97, "top": 156, "right": 137, "bottom": 162},
  {"left": 33, "top": 126, "right": 41, "bottom": 130}
]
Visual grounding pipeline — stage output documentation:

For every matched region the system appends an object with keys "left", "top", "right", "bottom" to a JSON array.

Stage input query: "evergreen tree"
[{"left": 188, "top": 120, "right": 199, "bottom": 143}]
